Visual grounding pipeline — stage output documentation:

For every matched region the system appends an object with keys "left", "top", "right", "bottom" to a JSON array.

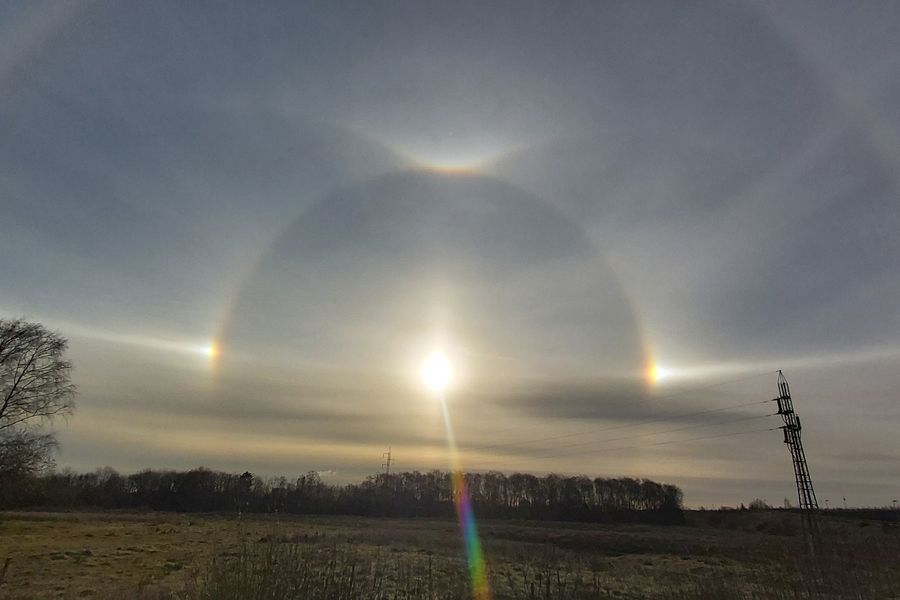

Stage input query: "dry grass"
[{"left": 1, "top": 511, "right": 898, "bottom": 599}]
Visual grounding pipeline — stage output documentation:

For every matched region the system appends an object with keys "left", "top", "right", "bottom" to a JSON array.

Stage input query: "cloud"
[{"left": 3, "top": 0, "right": 899, "bottom": 506}]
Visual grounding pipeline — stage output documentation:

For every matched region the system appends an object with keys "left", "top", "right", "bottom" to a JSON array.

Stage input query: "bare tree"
[
  {"left": 0, "top": 318, "right": 76, "bottom": 480},
  {"left": 0, "top": 318, "right": 76, "bottom": 429},
  {"left": 0, "top": 430, "right": 57, "bottom": 476}
]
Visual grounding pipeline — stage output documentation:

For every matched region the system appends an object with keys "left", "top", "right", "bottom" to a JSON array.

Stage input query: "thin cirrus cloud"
[{"left": 1, "top": 0, "right": 899, "bottom": 506}]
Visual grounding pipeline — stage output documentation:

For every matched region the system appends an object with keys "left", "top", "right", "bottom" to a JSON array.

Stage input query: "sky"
[{"left": 2, "top": 0, "right": 899, "bottom": 508}]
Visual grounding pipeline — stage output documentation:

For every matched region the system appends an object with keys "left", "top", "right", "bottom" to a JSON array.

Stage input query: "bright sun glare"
[
  {"left": 421, "top": 351, "right": 453, "bottom": 393},
  {"left": 651, "top": 363, "right": 672, "bottom": 383},
  {"left": 202, "top": 342, "right": 220, "bottom": 364}
]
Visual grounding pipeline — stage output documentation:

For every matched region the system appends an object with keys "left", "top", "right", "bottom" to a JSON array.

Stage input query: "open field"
[{"left": 1, "top": 510, "right": 898, "bottom": 599}]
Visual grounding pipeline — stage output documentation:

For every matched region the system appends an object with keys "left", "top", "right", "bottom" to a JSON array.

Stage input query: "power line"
[
  {"left": 390, "top": 372, "right": 778, "bottom": 474},
  {"left": 458, "top": 370, "right": 772, "bottom": 448},
  {"left": 644, "top": 370, "right": 774, "bottom": 400},
  {"left": 530, "top": 413, "right": 775, "bottom": 459},
  {"left": 398, "top": 424, "right": 780, "bottom": 471},
  {"left": 401, "top": 419, "right": 778, "bottom": 474},
  {"left": 462, "top": 398, "right": 771, "bottom": 454},
  {"left": 454, "top": 426, "right": 779, "bottom": 472},
  {"left": 548, "top": 426, "right": 776, "bottom": 458},
  {"left": 459, "top": 412, "right": 775, "bottom": 467}
]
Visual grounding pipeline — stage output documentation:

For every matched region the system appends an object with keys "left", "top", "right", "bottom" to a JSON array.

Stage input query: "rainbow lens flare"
[
  {"left": 439, "top": 392, "right": 492, "bottom": 600},
  {"left": 452, "top": 470, "right": 491, "bottom": 599}
]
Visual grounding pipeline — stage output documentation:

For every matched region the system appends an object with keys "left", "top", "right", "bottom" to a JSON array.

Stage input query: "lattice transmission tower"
[
  {"left": 773, "top": 370, "right": 818, "bottom": 510},
  {"left": 382, "top": 447, "right": 393, "bottom": 476}
]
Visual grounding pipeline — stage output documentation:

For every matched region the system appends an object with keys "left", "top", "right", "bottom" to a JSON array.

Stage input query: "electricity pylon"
[
  {"left": 773, "top": 371, "right": 818, "bottom": 511},
  {"left": 382, "top": 447, "right": 393, "bottom": 476}
]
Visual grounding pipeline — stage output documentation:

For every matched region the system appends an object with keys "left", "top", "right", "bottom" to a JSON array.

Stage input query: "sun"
[{"left": 420, "top": 351, "right": 454, "bottom": 393}]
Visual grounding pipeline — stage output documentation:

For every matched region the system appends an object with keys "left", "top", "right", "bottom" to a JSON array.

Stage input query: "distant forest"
[{"left": 2, "top": 468, "right": 684, "bottom": 524}]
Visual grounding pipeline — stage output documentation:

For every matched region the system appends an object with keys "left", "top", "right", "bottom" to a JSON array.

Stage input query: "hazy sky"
[{"left": 2, "top": 1, "right": 899, "bottom": 507}]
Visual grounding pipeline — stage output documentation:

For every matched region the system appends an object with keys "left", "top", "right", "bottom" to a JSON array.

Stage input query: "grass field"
[{"left": 1, "top": 510, "right": 898, "bottom": 599}]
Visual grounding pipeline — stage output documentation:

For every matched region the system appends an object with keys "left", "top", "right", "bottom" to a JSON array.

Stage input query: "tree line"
[
  {"left": 0, "top": 318, "right": 682, "bottom": 524},
  {"left": 1, "top": 466, "right": 683, "bottom": 524}
]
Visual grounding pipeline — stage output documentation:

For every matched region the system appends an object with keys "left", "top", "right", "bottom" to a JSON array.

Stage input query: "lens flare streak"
[
  {"left": 439, "top": 392, "right": 492, "bottom": 600},
  {"left": 453, "top": 470, "right": 491, "bottom": 600}
]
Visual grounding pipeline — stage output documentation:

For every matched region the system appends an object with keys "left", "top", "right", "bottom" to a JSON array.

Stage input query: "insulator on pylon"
[{"left": 775, "top": 372, "right": 818, "bottom": 511}]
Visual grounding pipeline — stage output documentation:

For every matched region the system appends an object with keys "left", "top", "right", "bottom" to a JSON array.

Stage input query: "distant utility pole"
[
  {"left": 382, "top": 447, "right": 393, "bottom": 475},
  {"left": 773, "top": 371, "right": 819, "bottom": 511}
]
